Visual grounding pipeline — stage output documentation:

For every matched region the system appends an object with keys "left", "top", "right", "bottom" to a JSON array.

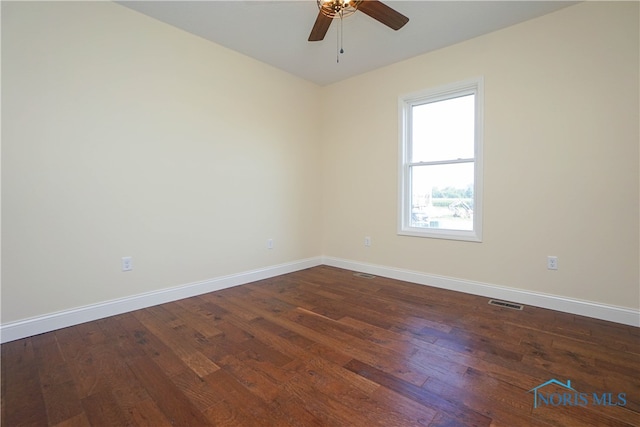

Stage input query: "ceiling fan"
[{"left": 309, "top": 0, "right": 409, "bottom": 42}]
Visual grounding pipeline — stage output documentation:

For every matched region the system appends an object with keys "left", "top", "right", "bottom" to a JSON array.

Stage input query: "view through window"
[{"left": 399, "top": 78, "right": 483, "bottom": 241}]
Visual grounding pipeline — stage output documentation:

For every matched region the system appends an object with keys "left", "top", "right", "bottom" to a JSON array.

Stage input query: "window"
[{"left": 398, "top": 78, "right": 483, "bottom": 241}]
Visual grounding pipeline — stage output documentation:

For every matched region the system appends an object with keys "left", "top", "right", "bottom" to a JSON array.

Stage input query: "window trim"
[{"left": 398, "top": 77, "right": 484, "bottom": 242}]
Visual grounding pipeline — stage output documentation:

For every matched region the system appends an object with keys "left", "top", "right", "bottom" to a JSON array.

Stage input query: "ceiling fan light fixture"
[
  {"left": 317, "top": 0, "right": 361, "bottom": 19},
  {"left": 308, "top": 0, "right": 408, "bottom": 44}
]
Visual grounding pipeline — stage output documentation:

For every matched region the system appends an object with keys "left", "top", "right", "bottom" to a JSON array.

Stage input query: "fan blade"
[
  {"left": 358, "top": 0, "right": 409, "bottom": 30},
  {"left": 308, "top": 11, "right": 333, "bottom": 41}
]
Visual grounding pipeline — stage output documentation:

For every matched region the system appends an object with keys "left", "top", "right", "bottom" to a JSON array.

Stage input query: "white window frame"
[{"left": 398, "top": 77, "right": 484, "bottom": 242}]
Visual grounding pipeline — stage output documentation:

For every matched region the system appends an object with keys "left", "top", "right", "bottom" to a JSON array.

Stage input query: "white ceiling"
[{"left": 119, "top": 1, "right": 577, "bottom": 86}]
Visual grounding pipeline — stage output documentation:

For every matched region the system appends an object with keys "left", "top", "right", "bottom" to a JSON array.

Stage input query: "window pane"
[
  {"left": 411, "top": 94, "right": 475, "bottom": 163},
  {"left": 410, "top": 162, "right": 474, "bottom": 231}
]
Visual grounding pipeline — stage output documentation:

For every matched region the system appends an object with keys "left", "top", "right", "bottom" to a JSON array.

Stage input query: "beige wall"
[
  {"left": 1, "top": 2, "right": 322, "bottom": 323},
  {"left": 321, "top": 1, "right": 639, "bottom": 309},
  {"left": 2, "top": 1, "right": 638, "bottom": 326}
]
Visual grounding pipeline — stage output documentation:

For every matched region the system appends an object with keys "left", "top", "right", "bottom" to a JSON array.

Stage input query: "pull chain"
[
  {"left": 336, "top": 15, "right": 339, "bottom": 63},
  {"left": 337, "top": 10, "right": 344, "bottom": 63},
  {"left": 340, "top": 12, "right": 344, "bottom": 54}
]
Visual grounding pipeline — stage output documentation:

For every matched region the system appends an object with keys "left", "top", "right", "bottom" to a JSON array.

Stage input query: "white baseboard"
[
  {"left": 2, "top": 255, "right": 637, "bottom": 343},
  {"left": 322, "top": 257, "right": 640, "bottom": 328},
  {"left": 0, "top": 257, "right": 323, "bottom": 344}
]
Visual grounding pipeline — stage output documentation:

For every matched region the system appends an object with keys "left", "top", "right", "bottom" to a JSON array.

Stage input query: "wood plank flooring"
[{"left": 2, "top": 265, "right": 639, "bottom": 426}]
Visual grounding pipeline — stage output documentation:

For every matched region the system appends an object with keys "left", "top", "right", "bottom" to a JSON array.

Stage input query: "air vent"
[
  {"left": 488, "top": 299, "right": 523, "bottom": 310},
  {"left": 353, "top": 272, "right": 376, "bottom": 279}
]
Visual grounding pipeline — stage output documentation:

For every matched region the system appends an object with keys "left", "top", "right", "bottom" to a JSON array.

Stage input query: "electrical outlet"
[
  {"left": 364, "top": 236, "right": 371, "bottom": 247},
  {"left": 547, "top": 256, "right": 558, "bottom": 270},
  {"left": 122, "top": 256, "right": 133, "bottom": 272},
  {"left": 267, "top": 239, "right": 274, "bottom": 249}
]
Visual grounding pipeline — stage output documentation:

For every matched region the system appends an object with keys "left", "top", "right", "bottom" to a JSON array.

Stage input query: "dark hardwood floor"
[{"left": 2, "top": 265, "right": 639, "bottom": 426}]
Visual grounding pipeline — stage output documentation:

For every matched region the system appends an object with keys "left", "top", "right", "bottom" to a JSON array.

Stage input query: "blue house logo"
[
  {"left": 528, "top": 379, "right": 627, "bottom": 409},
  {"left": 528, "top": 379, "right": 577, "bottom": 408}
]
